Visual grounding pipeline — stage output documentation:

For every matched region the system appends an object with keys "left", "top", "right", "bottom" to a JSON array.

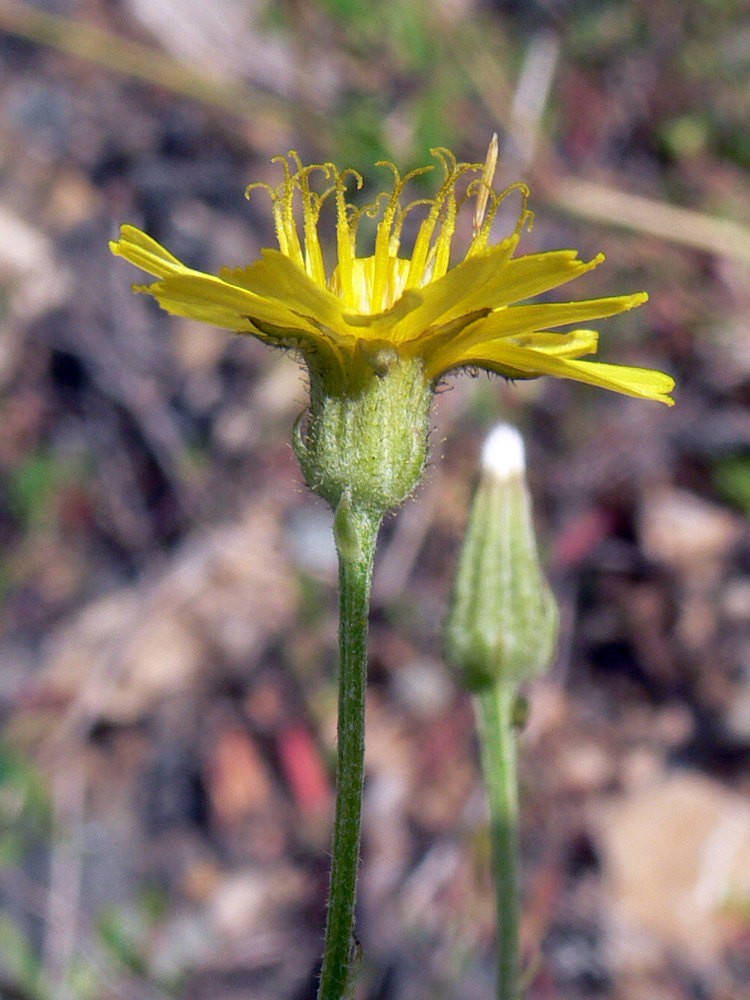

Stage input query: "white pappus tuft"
[{"left": 481, "top": 423, "right": 526, "bottom": 480}]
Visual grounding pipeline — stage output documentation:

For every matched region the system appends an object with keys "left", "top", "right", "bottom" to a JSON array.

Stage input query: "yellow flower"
[
  {"left": 110, "top": 147, "right": 673, "bottom": 406},
  {"left": 111, "top": 146, "right": 674, "bottom": 518}
]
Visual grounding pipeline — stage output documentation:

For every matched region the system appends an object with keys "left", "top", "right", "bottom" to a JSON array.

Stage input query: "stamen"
[
  {"left": 348, "top": 200, "right": 380, "bottom": 256},
  {"left": 272, "top": 200, "right": 290, "bottom": 257},
  {"left": 271, "top": 155, "right": 304, "bottom": 269},
  {"left": 390, "top": 170, "right": 435, "bottom": 252},
  {"left": 431, "top": 147, "right": 458, "bottom": 178},
  {"left": 329, "top": 166, "right": 362, "bottom": 310},
  {"left": 422, "top": 242, "right": 438, "bottom": 285},
  {"left": 245, "top": 181, "right": 276, "bottom": 201},
  {"left": 468, "top": 181, "right": 531, "bottom": 257},
  {"left": 398, "top": 165, "right": 436, "bottom": 188},
  {"left": 289, "top": 153, "right": 331, "bottom": 286},
  {"left": 360, "top": 191, "right": 389, "bottom": 222},
  {"left": 371, "top": 162, "right": 407, "bottom": 312},
  {"left": 246, "top": 149, "right": 533, "bottom": 315},
  {"left": 433, "top": 164, "right": 480, "bottom": 282},
  {"left": 367, "top": 164, "right": 437, "bottom": 311},
  {"left": 466, "top": 180, "right": 499, "bottom": 256},
  {"left": 245, "top": 180, "right": 292, "bottom": 256},
  {"left": 406, "top": 153, "right": 483, "bottom": 289}
]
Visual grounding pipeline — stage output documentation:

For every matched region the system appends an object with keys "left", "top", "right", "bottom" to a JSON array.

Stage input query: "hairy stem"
[
  {"left": 317, "top": 507, "right": 380, "bottom": 1000},
  {"left": 476, "top": 682, "right": 520, "bottom": 1000}
]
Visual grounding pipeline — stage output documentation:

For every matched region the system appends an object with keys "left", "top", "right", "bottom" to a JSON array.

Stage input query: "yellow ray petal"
[
  {"left": 221, "top": 249, "right": 346, "bottom": 331},
  {"left": 504, "top": 329, "right": 599, "bottom": 358},
  {"left": 132, "top": 293, "right": 259, "bottom": 333},
  {"left": 343, "top": 289, "right": 424, "bottom": 337},
  {"left": 113, "top": 225, "right": 350, "bottom": 349},
  {"left": 473, "top": 291, "right": 648, "bottom": 340},
  {"left": 390, "top": 237, "right": 519, "bottom": 341},
  {"left": 464, "top": 249, "right": 603, "bottom": 317},
  {"left": 110, "top": 225, "right": 188, "bottom": 278},
  {"left": 141, "top": 274, "right": 353, "bottom": 390},
  {"left": 444, "top": 340, "right": 674, "bottom": 404},
  {"left": 393, "top": 247, "right": 604, "bottom": 344},
  {"left": 143, "top": 272, "right": 325, "bottom": 338},
  {"left": 426, "top": 291, "right": 647, "bottom": 373}
]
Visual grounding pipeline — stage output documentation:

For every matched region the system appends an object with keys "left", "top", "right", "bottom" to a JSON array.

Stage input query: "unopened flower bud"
[{"left": 444, "top": 424, "right": 558, "bottom": 691}]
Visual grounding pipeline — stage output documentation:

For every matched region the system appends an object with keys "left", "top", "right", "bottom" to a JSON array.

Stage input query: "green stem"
[
  {"left": 475, "top": 682, "right": 520, "bottom": 1000},
  {"left": 317, "top": 505, "right": 380, "bottom": 1000}
]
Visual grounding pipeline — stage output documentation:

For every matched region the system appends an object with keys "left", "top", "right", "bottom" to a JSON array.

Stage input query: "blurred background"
[{"left": 0, "top": 0, "right": 749, "bottom": 997}]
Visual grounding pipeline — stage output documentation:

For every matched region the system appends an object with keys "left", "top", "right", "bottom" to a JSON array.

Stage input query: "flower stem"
[
  {"left": 317, "top": 505, "right": 380, "bottom": 1000},
  {"left": 475, "top": 682, "right": 520, "bottom": 1000}
]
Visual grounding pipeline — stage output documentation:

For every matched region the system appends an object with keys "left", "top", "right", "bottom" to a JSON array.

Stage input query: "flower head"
[{"left": 110, "top": 146, "right": 674, "bottom": 405}]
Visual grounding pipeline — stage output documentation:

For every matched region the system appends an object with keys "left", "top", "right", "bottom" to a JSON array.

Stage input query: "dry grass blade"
[
  {"left": 547, "top": 177, "right": 750, "bottom": 265},
  {"left": 0, "top": 0, "right": 286, "bottom": 121},
  {"left": 460, "top": 22, "right": 750, "bottom": 265}
]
